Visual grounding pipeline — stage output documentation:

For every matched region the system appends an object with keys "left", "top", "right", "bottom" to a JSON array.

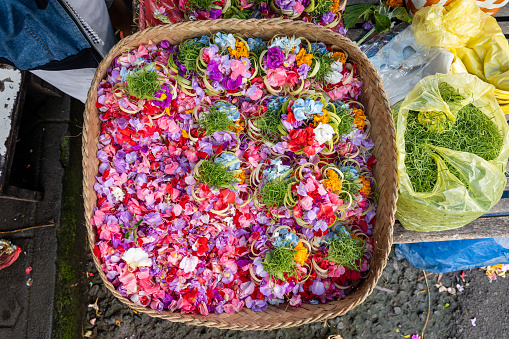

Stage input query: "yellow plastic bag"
[
  {"left": 396, "top": 73, "right": 509, "bottom": 232},
  {"left": 413, "top": 0, "right": 486, "bottom": 49},
  {"left": 413, "top": 0, "right": 509, "bottom": 93},
  {"left": 450, "top": 16, "right": 509, "bottom": 91}
]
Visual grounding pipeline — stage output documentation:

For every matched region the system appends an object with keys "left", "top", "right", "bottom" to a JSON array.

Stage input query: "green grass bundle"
[
  {"left": 258, "top": 179, "right": 289, "bottom": 207},
  {"left": 404, "top": 82, "right": 503, "bottom": 193},
  {"left": 198, "top": 105, "right": 236, "bottom": 136},
  {"left": 198, "top": 160, "right": 237, "bottom": 188},
  {"left": 327, "top": 235, "right": 365, "bottom": 270},
  {"left": 263, "top": 245, "right": 298, "bottom": 280}
]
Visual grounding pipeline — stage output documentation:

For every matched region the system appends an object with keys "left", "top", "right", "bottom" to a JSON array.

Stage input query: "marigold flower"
[
  {"left": 314, "top": 109, "right": 330, "bottom": 126},
  {"left": 332, "top": 51, "right": 346, "bottom": 63},
  {"left": 296, "top": 48, "right": 313, "bottom": 67},
  {"left": 353, "top": 108, "right": 366, "bottom": 129},
  {"left": 228, "top": 40, "right": 249, "bottom": 59},
  {"left": 386, "top": 0, "right": 403, "bottom": 8},
  {"left": 230, "top": 120, "right": 245, "bottom": 133},
  {"left": 235, "top": 168, "right": 247, "bottom": 184},
  {"left": 359, "top": 175, "right": 371, "bottom": 196},
  {"left": 330, "top": 0, "right": 340, "bottom": 13},
  {"left": 322, "top": 169, "right": 342, "bottom": 193},
  {"left": 293, "top": 241, "right": 309, "bottom": 265}
]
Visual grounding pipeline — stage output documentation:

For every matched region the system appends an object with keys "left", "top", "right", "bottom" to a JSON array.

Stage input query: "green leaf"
[
  {"left": 392, "top": 7, "right": 412, "bottom": 23},
  {"left": 444, "top": 303, "right": 450, "bottom": 308},
  {"left": 153, "top": 13, "right": 172, "bottom": 24},
  {"left": 343, "top": 4, "right": 376, "bottom": 29},
  {"left": 374, "top": 13, "right": 391, "bottom": 33}
]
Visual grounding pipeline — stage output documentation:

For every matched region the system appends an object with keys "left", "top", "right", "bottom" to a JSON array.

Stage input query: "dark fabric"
[
  {"left": 32, "top": 47, "right": 101, "bottom": 70},
  {"left": 35, "top": 0, "right": 49, "bottom": 10}
]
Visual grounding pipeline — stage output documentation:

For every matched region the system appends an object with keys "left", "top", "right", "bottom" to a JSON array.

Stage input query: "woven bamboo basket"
[{"left": 83, "top": 19, "right": 397, "bottom": 331}]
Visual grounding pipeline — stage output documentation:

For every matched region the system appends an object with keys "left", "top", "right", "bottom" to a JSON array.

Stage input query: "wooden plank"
[
  {"left": 497, "top": 21, "right": 509, "bottom": 35},
  {"left": 494, "top": 4, "right": 509, "bottom": 17},
  {"left": 346, "top": 28, "right": 367, "bottom": 42},
  {"left": 0, "top": 65, "right": 25, "bottom": 194},
  {"left": 393, "top": 215, "right": 509, "bottom": 243}
]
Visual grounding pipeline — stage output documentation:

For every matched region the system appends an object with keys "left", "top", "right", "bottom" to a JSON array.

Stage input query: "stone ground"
[{"left": 2, "top": 93, "right": 509, "bottom": 339}]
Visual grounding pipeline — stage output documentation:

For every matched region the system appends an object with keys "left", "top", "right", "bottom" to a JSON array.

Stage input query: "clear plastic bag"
[
  {"left": 369, "top": 25, "right": 454, "bottom": 106},
  {"left": 395, "top": 73, "right": 509, "bottom": 232}
]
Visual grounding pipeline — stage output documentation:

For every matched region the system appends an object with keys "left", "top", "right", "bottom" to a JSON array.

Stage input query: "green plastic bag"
[{"left": 396, "top": 73, "right": 509, "bottom": 232}]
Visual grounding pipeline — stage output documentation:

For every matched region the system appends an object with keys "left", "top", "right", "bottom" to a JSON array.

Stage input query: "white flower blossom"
[
  {"left": 314, "top": 123, "right": 335, "bottom": 145},
  {"left": 324, "top": 60, "right": 344, "bottom": 85},
  {"left": 111, "top": 186, "right": 125, "bottom": 202},
  {"left": 123, "top": 248, "right": 152, "bottom": 268},
  {"left": 179, "top": 255, "right": 199, "bottom": 273}
]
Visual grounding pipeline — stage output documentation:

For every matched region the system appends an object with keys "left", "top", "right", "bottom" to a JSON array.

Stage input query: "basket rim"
[{"left": 83, "top": 19, "right": 397, "bottom": 331}]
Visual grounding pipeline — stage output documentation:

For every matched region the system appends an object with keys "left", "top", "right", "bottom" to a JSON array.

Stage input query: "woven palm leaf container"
[{"left": 83, "top": 19, "right": 397, "bottom": 331}]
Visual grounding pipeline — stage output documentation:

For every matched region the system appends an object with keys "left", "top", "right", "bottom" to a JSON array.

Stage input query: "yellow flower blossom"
[
  {"left": 359, "top": 175, "right": 371, "bottom": 196},
  {"left": 332, "top": 51, "right": 346, "bottom": 63},
  {"left": 181, "top": 129, "right": 190, "bottom": 138},
  {"left": 353, "top": 108, "right": 366, "bottom": 129},
  {"left": 293, "top": 242, "right": 309, "bottom": 265},
  {"left": 228, "top": 40, "right": 249, "bottom": 59},
  {"left": 235, "top": 168, "right": 247, "bottom": 184},
  {"left": 314, "top": 109, "right": 330, "bottom": 126},
  {"left": 296, "top": 48, "right": 313, "bottom": 67},
  {"left": 322, "top": 169, "right": 342, "bottom": 193}
]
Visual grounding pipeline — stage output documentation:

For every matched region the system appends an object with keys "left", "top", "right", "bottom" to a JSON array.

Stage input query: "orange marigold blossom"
[
  {"left": 322, "top": 169, "right": 342, "bottom": 193},
  {"left": 386, "top": 0, "right": 403, "bottom": 8},
  {"left": 359, "top": 175, "right": 371, "bottom": 196},
  {"left": 330, "top": 0, "right": 340, "bottom": 13},
  {"left": 228, "top": 40, "right": 249, "bottom": 59},
  {"left": 353, "top": 108, "right": 366, "bottom": 129},
  {"left": 235, "top": 168, "right": 247, "bottom": 184},
  {"left": 314, "top": 109, "right": 330, "bottom": 126},
  {"left": 293, "top": 241, "right": 309, "bottom": 265},
  {"left": 296, "top": 48, "right": 313, "bottom": 67},
  {"left": 332, "top": 51, "right": 346, "bottom": 63}
]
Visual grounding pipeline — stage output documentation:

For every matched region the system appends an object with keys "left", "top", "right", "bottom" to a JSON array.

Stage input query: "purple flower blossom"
[
  {"left": 206, "top": 60, "right": 224, "bottom": 82},
  {"left": 297, "top": 64, "right": 310, "bottom": 79},
  {"left": 363, "top": 22, "right": 374, "bottom": 30},
  {"left": 275, "top": 0, "right": 295, "bottom": 10},
  {"left": 210, "top": 8, "right": 222, "bottom": 19},
  {"left": 222, "top": 76, "right": 243, "bottom": 91},
  {"left": 152, "top": 84, "right": 173, "bottom": 108},
  {"left": 321, "top": 11, "right": 335, "bottom": 25},
  {"left": 266, "top": 47, "right": 285, "bottom": 69}
]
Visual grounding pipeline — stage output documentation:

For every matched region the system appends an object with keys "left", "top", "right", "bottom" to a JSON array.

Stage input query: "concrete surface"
[{"left": 0, "top": 89, "right": 69, "bottom": 339}]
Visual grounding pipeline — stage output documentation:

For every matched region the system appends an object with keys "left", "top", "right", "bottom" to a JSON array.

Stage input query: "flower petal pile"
[{"left": 93, "top": 34, "right": 376, "bottom": 315}]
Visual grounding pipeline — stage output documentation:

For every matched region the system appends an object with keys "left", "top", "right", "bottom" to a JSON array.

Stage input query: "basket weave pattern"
[{"left": 83, "top": 19, "right": 397, "bottom": 331}]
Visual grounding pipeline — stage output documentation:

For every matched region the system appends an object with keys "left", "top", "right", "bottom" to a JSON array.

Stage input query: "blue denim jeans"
[{"left": 0, "top": 0, "right": 90, "bottom": 70}]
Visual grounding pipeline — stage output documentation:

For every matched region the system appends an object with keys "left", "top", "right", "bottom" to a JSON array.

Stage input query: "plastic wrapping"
[
  {"left": 369, "top": 25, "right": 454, "bottom": 106},
  {"left": 395, "top": 238, "right": 509, "bottom": 273},
  {"left": 412, "top": 0, "right": 486, "bottom": 49},
  {"left": 395, "top": 73, "right": 509, "bottom": 232}
]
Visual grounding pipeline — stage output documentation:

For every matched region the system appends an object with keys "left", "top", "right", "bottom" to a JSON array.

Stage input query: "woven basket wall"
[{"left": 83, "top": 19, "right": 397, "bottom": 331}]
